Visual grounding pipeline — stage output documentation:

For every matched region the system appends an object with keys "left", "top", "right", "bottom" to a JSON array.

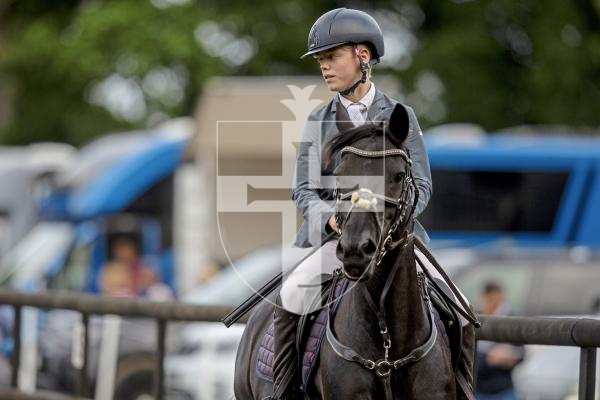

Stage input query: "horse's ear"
[
  {"left": 335, "top": 101, "right": 354, "bottom": 133},
  {"left": 387, "top": 104, "right": 410, "bottom": 143}
]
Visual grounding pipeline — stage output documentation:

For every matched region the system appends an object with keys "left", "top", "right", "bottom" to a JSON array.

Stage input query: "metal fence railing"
[
  {"left": 0, "top": 289, "right": 237, "bottom": 400},
  {"left": 1, "top": 290, "right": 599, "bottom": 400},
  {"left": 476, "top": 315, "right": 600, "bottom": 400}
]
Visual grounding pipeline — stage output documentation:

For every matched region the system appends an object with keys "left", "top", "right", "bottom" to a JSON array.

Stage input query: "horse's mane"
[{"left": 323, "top": 123, "right": 405, "bottom": 174}]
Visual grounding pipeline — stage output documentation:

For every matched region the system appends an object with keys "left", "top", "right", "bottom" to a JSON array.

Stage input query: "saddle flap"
[
  {"left": 255, "top": 274, "right": 349, "bottom": 392},
  {"left": 428, "top": 278, "right": 462, "bottom": 369}
]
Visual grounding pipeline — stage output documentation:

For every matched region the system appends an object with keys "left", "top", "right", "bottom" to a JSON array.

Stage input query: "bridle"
[
  {"left": 333, "top": 145, "right": 419, "bottom": 273},
  {"left": 327, "top": 144, "right": 438, "bottom": 399}
]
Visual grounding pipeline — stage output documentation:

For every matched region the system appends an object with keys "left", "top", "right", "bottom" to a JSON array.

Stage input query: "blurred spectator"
[
  {"left": 476, "top": 282, "right": 524, "bottom": 400},
  {"left": 197, "top": 261, "right": 220, "bottom": 284},
  {"left": 99, "top": 236, "right": 161, "bottom": 298}
]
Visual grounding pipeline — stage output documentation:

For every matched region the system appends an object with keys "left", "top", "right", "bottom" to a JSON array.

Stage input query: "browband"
[{"left": 340, "top": 146, "right": 412, "bottom": 164}]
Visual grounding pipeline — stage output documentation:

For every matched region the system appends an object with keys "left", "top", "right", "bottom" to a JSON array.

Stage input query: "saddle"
[
  {"left": 255, "top": 271, "right": 463, "bottom": 393},
  {"left": 256, "top": 273, "right": 349, "bottom": 392}
]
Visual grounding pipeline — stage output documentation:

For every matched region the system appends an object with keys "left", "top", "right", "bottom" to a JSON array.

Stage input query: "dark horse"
[{"left": 234, "top": 103, "right": 456, "bottom": 399}]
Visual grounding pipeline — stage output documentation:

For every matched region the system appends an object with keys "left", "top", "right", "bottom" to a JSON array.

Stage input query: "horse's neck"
[{"left": 362, "top": 245, "right": 429, "bottom": 354}]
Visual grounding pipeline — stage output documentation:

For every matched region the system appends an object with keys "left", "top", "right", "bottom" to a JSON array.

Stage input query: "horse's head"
[{"left": 324, "top": 102, "right": 417, "bottom": 281}]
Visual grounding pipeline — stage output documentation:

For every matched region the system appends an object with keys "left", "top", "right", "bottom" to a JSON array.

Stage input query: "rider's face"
[{"left": 313, "top": 46, "right": 362, "bottom": 92}]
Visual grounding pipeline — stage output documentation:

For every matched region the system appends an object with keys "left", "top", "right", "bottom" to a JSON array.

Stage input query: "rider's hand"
[{"left": 328, "top": 215, "right": 339, "bottom": 233}]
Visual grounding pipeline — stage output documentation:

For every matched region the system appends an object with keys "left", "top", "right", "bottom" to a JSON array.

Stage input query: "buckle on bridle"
[
  {"left": 363, "top": 359, "right": 376, "bottom": 370},
  {"left": 375, "top": 360, "right": 393, "bottom": 377}
]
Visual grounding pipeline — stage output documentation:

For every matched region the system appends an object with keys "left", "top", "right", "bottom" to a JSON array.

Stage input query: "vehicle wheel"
[{"left": 113, "top": 354, "right": 155, "bottom": 400}]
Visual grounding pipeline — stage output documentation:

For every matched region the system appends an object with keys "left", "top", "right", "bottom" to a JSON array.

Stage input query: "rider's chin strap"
[{"left": 339, "top": 45, "right": 369, "bottom": 97}]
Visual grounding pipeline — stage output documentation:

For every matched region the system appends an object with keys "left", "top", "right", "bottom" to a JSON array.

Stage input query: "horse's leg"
[
  {"left": 311, "top": 365, "right": 323, "bottom": 399},
  {"left": 316, "top": 346, "right": 383, "bottom": 399},
  {"left": 403, "top": 341, "right": 456, "bottom": 400}
]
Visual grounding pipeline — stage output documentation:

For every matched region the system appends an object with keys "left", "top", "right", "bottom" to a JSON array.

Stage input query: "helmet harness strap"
[{"left": 339, "top": 44, "right": 369, "bottom": 96}]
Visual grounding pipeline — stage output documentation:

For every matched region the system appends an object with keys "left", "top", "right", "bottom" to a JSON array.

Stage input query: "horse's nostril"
[{"left": 361, "top": 240, "right": 377, "bottom": 256}]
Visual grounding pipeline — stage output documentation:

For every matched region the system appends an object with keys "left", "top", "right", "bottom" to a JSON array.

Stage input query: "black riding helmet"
[
  {"left": 301, "top": 8, "right": 384, "bottom": 63},
  {"left": 302, "top": 8, "right": 384, "bottom": 95}
]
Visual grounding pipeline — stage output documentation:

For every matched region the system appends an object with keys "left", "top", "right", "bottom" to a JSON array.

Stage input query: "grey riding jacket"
[{"left": 292, "top": 88, "right": 432, "bottom": 248}]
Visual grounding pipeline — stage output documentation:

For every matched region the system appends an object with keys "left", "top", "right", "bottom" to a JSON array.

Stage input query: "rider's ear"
[
  {"left": 335, "top": 101, "right": 354, "bottom": 133},
  {"left": 387, "top": 104, "right": 410, "bottom": 143}
]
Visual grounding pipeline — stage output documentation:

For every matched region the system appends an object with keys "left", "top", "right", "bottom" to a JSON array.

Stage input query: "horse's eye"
[{"left": 393, "top": 173, "right": 404, "bottom": 183}]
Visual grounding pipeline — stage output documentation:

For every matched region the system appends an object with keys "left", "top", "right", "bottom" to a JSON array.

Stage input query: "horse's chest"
[
  {"left": 318, "top": 350, "right": 380, "bottom": 398},
  {"left": 318, "top": 349, "right": 421, "bottom": 399},
  {"left": 318, "top": 351, "right": 442, "bottom": 399},
  {"left": 317, "top": 331, "right": 453, "bottom": 399},
  {"left": 318, "top": 336, "right": 389, "bottom": 397}
]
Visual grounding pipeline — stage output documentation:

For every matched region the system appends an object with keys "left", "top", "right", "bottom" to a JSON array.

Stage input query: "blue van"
[
  {"left": 420, "top": 134, "right": 600, "bottom": 249},
  {"left": 1, "top": 130, "right": 189, "bottom": 295},
  {"left": 47, "top": 132, "right": 188, "bottom": 295},
  {"left": 0, "top": 129, "right": 190, "bottom": 396}
]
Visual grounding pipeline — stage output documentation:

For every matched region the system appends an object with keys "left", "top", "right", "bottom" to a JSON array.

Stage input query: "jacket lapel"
[
  {"left": 367, "top": 88, "right": 389, "bottom": 121},
  {"left": 330, "top": 97, "right": 338, "bottom": 116}
]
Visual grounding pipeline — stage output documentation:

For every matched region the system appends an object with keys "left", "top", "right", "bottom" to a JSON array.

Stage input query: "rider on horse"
[{"left": 269, "top": 8, "right": 475, "bottom": 400}]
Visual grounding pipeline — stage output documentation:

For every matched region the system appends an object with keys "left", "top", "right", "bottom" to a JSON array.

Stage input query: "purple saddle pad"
[{"left": 256, "top": 277, "right": 349, "bottom": 392}]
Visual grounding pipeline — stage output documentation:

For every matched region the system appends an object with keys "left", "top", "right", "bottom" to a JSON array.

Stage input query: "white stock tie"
[{"left": 347, "top": 103, "right": 367, "bottom": 126}]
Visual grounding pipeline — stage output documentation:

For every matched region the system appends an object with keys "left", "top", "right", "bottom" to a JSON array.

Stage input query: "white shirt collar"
[{"left": 338, "top": 82, "right": 376, "bottom": 110}]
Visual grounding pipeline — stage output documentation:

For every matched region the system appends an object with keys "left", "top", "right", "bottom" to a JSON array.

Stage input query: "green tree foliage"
[
  {"left": 0, "top": 0, "right": 339, "bottom": 145},
  {"left": 1, "top": 0, "right": 599, "bottom": 145},
  {"left": 407, "top": 0, "right": 600, "bottom": 130},
  {"left": 1, "top": 1, "right": 218, "bottom": 144}
]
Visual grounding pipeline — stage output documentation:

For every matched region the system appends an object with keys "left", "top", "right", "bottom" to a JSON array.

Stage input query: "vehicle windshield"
[
  {"left": 455, "top": 256, "right": 600, "bottom": 316},
  {"left": 182, "top": 245, "right": 308, "bottom": 305},
  {"left": 0, "top": 221, "right": 74, "bottom": 287},
  {"left": 455, "top": 262, "right": 533, "bottom": 314}
]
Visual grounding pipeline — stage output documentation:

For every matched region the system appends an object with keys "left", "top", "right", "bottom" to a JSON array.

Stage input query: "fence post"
[
  {"left": 154, "top": 319, "right": 167, "bottom": 400},
  {"left": 11, "top": 304, "right": 22, "bottom": 388},
  {"left": 78, "top": 313, "right": 90, "bottom": 397},
  {"left": 579, "top": 347, "right": 597, "bottom": 400}
]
